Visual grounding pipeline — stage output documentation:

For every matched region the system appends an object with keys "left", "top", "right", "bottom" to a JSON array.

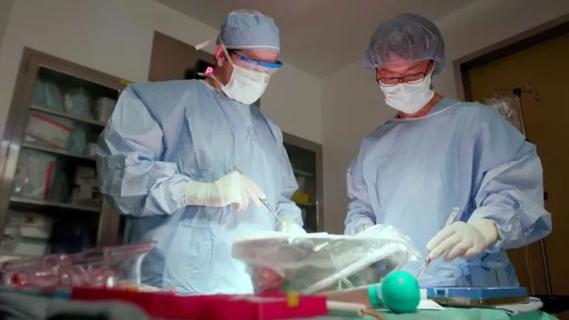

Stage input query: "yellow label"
[{"left": 286, "top": 292, "right": 300, "bottom": 308}]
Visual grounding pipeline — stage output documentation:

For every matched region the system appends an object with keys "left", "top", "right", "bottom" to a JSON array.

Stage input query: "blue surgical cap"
[
  {"left": 364, "top": 13, "right": 445, "bottom": 74},
  {"left": 220, "top": 10, "right": 280, "bottom": 52}
]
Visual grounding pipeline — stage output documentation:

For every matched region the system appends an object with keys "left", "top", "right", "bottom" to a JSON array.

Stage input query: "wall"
[
  {"left": 0, "top": 0, "right": 13, "bottom": 49},
  {"left": 264, "top": 63, "right": 322, "bottom": 144},
  {"left": 0, "top": 0, "right": 322, "bottom": 143},
  {"left": 321, "top": 0, "right": 569, "bottom": 233},
  {"left": 435, "top": 0, "right": 569, "bottom": 98},
  {"left": 321, "top": 61, "right": 394, "bottom": 233}
]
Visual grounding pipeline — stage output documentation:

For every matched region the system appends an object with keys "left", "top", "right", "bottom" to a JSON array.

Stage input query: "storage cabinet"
[
  {"left": 0, "top": 49, "right": 125, "bottom": 257},
  {"left": 283, "top": 133, "right": 324, "bottom": 232}
]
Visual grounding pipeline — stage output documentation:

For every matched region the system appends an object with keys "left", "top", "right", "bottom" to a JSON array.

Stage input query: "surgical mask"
[
  {"left": 379, "top": 70, "right": 435, "bottom": 114},
  {"left": 211, "top": 47, "right": 271, "bottom": 105}
]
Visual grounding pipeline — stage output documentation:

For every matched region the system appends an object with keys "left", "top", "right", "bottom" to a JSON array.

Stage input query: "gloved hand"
[
  {"left": 184, "top": 171, "right": 265, "bottom": 211},
  {"left": 276, "top": 218, "right": 307, "bottom": 236},
  {"left": 357, "top": 223, "right": 375, "bottom": 234},
  {"left": 426, "top": 219, "right": 499, "bottom": 262}
]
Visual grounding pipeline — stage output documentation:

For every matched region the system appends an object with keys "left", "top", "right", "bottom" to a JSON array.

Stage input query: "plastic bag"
[
  {"left": 0, "top": 211, "right": 53, "bottom": 256},
  {"left": 67, "top": 123, "right": 87, "bottom": 154},
  {"left": 94, "top": 97, "right": 116, "bottom": 123},
  {"left": 0, "top": 243, "right": 154, "bottom": 289},
  {"left": 26, "top": 112, "right": 73, "bottom": 149},
  {"left": 484, "top": 95, "right": 524, "bottom": 133},
  {"left": 70, "top": 166, "right": 101, "bottom": 207},
  {"left": 31, "top": 79, "right": 47, "bottom": 107},
  {"left": 45, "top": 81, "right": 65, "bottom": 111},
  {"left": 64, "top": 87, "right": 92, "bottom": 118},
  {"left": 0, "top": 215, "right": 22, "bottom": 254},
  {"left": 232, "top": 225, "right": 420, "bottom": 294},
  {"left": 12, "top": 150, "right": 57, "bottom": 200},
  {"left": 31, "top": 79, "right": 65, "bottom": 112}
]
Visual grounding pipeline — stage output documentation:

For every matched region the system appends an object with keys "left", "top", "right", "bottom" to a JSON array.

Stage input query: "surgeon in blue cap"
[
  {"left": 345, "top": 13, "right": 552, "bottom": 287},
  {"left": 97, "top": 10, "right": 304, "bottom": 294}
]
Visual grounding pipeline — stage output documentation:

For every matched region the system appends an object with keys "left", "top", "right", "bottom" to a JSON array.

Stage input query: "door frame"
[{"left": 454, "top": 14, "right": 569, "bottom": 101}]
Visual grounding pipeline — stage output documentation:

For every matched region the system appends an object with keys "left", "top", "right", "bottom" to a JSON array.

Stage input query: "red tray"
[{"left": 72, "top": 287, "right": 327, "bottom": 320}]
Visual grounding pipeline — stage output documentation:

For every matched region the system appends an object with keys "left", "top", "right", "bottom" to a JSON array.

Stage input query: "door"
[
  {"left": 148, "top": 31, "right": 214, "bottom": 81},
  {"left": 464, "top": 32, "right": 569, "bottom": 299}
]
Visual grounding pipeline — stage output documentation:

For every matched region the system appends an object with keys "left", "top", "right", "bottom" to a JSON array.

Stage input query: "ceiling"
[{"left": 158, "top": 0, "right": 473, "bottom": 78}]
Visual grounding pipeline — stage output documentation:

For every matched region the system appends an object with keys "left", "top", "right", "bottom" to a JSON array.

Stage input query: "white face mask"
[
  {"left": 379, "top": 70, "right": 435, "bottom": 114},
  {"left": 211, "top": 48, "right": 271, "bottom": 105}
]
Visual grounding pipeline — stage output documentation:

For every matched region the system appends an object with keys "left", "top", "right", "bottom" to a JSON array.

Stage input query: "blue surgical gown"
[
  {"left": 97, "top": 80, "right": 302, "bottom": 294},
  {"left": 345, "top": 98, "right": 552, "bottom": 287}
]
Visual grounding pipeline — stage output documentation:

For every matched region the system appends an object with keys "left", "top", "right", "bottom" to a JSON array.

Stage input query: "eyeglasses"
[{"left": 376, "top": 61, "right": 433, "bottom": 87}]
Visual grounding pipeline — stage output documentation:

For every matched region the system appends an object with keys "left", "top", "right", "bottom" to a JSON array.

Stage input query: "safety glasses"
[
  {"left": 232, "top": 52, "right": 283, "bottom": 70},
  {"left": 225, "top": 48, "right": 282, "bottom": 74}
]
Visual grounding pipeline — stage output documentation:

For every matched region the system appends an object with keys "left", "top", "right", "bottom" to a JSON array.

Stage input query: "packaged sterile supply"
[
  {"left": 2, "top": 238, "right": 48, "bottom": 256},
  {"left": 94, "top": 97, "right": 116, "bottom": 123},
  {"left": 12, "top": 150, "right": 57, "bottom": 200},
  {"left": 31, "top": 79, "right": 65, "bottom": 112},
  {"left": 1, "top": 211, "right": 53, "bottom": 256},
  {"left": 87, "top": 143, "right": 98, "bottom": 157},
  {"left": 0, "top": 243, "right": 155, "bottom": 289},
  {"left": 5, "top": 211, "right": 53, "bottom": 239},
  {"left": 64, "top": 87, "right": 92, "bottom": 119},
  {"left": 67, "top": 123, "right": 87, "bottom": 154},
  {"left": 1, "top": 215, "right": 22, "bottom": 254},
  {"left": 70, "top": 166, "right": 100, "bottom": 206},
  {"left": 232, "top": 225, "right": 420, "bottom": 294},
  {"left": 26, "top": 113, "right": 72, "bottom": 149}
]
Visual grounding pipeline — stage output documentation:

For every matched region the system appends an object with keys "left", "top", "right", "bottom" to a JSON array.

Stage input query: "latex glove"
[
  {"left": 357, "top": 223, "right": 375, "bottom": 234},
  {"left": 184, "top": 171, "right": 265, "bottom": 211},
  {"left": 426, "top": 219, "right": 499, "bottom": 262},
  {"left": 276, "top": 218, "right": 307, "bottom": 236}
]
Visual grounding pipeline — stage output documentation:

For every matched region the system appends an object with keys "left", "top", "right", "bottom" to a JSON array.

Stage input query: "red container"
[{"left": 72, "top": 287, "right": 327, "bottom": 320}]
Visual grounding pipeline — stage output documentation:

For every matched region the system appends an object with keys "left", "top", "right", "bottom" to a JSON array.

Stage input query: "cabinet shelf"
[
  {"left": 296, "top": 202, "right": 316, "bottom": 208},
  {"left": 10, "top": 196, "right": 100, "bottom": 213},
  {"left": 22, "top": 142, "right": 96, "bottom": 162},
  {"left": 293, "top": 169, "right": 314, "bottom": 177},
  {"left": 30, "top": 105, "right": 106, "bottom": 128}
]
